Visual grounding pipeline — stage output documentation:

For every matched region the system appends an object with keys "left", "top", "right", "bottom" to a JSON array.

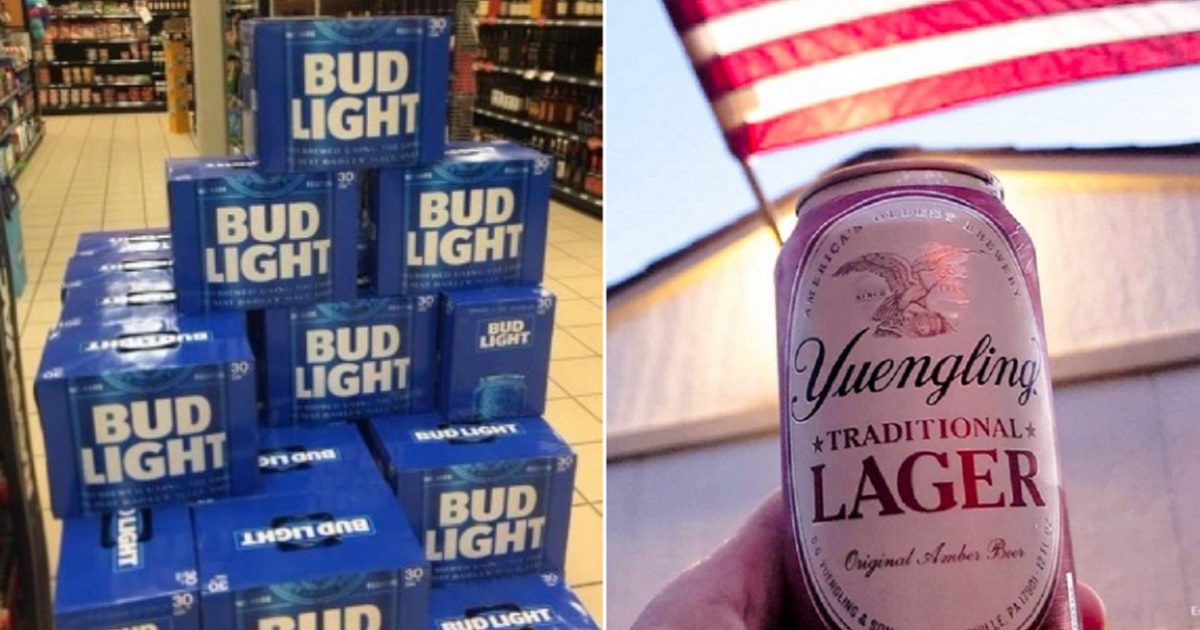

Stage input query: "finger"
[
  {"left": 1076, "top": 581, "right": 1106, "bottom": 630},
  {"left": 632, "top": 491, "right": 789, "bottom": 630}
]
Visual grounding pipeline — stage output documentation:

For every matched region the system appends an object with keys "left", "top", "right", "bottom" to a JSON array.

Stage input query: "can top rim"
[{"left": 794, "top": 158, "right": 999, "bottom": 214}]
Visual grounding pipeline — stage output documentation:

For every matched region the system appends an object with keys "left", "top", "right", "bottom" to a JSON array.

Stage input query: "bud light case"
[
  {"left": 55, "top": 506, "right": 201, "bottom": 630},
  {"left": 372, "top": 142, "right": 552, "bottom": 295},
  {"left": 258, "top": 424, "right": 388, "bottom": 495},
  {"left": 61, "top": 266, "right": 174, "bottom": 306},
  {"left": 261, "top": 294, "right": 438, "bottom": 425},
  {"left": 34, "top": 314, "right": 259, "bottom": 517},
  {"left": 62, "top": 251, "right": 174, "bottom": 295},
  {"left": 242, "top": 17, "right": 450, "bottom": 173},
  {"left": 75, "top": 228, "right": 172, "bottom": 257},
  {"left": 60, "top": 270, "right": 178, "bottom": 326},
  {"left": 167, "top": 156, "right": 359, "bottom": 314},
  {"left": 363, "top": 414, "right": 575, "bottom": 584},
  {"left": 439, "top": 287, "right": 555, "bottom": 421},
  {"left": 429, "top": 573, "right": 599, "bottom": 630},
  {"left": 192, "top": 487, "right": 431, "bottom": 630}
]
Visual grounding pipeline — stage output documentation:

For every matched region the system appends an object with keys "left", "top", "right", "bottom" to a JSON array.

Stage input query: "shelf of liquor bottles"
[
  {"left": 40, "top": 100, "right": 164, "bottom": 114},
  {"left": 0, "top": 59, "right": 45, "bottom": 181},
  {"left": 474, "top": 105, "right": 597, "bottom": 143},
  {"left": 475, "top": 117, "right": 602, "bottom": 217},
  {"left": 35, "top": 1, "right": 188, "bottom": 116},
  {"left": 475, "top": 62, "right": 601, "bottom": 89},
  {"left": 477, "top": 15, "right": 601, "bottom": 80},
  {"left": 472, "top": 0, "right": 602, "bottom": 215},
  {"left": 476, "top": 0, "right": 603, "bottom": 21}
]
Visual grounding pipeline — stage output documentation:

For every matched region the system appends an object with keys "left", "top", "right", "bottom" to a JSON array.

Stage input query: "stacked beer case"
[{"left": 36, "top": 15, "right": 598, "bottom": 630}]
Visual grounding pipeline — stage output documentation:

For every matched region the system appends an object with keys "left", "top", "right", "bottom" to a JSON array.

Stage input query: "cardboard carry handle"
[
  {"left": 269, "top": 513, "right": 343, "bottom": 552},
  {"left": 465, "top": 603, "right": 535, "bottom": 630},
  {"left": 101, "top": 509, "right": 154, "bottom": 548},
  {"left": 439, "top": 418, "right": 500, "bottom": 446},
  {"left": 113, "top": 331, "right": 184, "bottom": 353}
]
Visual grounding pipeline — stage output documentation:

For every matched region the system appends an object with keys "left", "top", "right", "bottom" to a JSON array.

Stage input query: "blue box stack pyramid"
[{"left": 34, "top": 15, "right": 598, "bottom": 630}]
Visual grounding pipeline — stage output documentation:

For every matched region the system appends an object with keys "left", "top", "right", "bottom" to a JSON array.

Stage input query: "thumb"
[{"left": 632, "top": 491, "right": 790, "bottom": 630}]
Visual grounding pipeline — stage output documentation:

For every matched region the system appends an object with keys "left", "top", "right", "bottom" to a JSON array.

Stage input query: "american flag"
[{"left": 665, "top": 0, "right": 1200, "bottom": 159}]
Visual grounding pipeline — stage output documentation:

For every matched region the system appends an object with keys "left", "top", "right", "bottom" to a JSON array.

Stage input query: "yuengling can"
[{"left": 774, "top": 160, "right": 1080, "bottom": 630}]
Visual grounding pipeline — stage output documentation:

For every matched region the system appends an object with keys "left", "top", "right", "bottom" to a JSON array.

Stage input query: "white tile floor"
[{"left": 15, "top": 113, "right": 604, "bottom": 624}]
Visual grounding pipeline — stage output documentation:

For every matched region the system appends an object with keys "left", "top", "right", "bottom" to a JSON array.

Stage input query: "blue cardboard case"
[
  {"left": 363, "top": 415, "right": 575, "bottom": 585},
  {"left": 55, "top": 506, "right": 201, "bottom": 630},
  {"left": 34, "top": 313, "right": 260, "bottom": 517},
  {"left": 261, "top": 294, "right": 438, "bottom": 426},
  {"left": 258, "top": 424, "right": 388, "bottom": 495},
  {"left": 75, "top": 228, "right": 173, "bottom": 257},
  {"left": 60, "top": 278, "right": 178, "bottom": 325},
  {"left": 242, "top": 17, "right": 450, "bottom": 173},
  {"left": 430, "top": 574, "right": 599, "bottom": 630},
  {"left": 439, "top": 287, "right": 555, "bottom": 421},
  {"left": 167, "top": 156, "right": 359, "bottom": 313},
  {"left": 192, "top": 488, "right": 430, "bottom": 630},
  {"left": 60, "top": 264, "right": 174, "bottom": 306},
  {"left": 63, "top": 250, "right": 174, "bottom": 288},
  {"left": 371, "top": 142, "right": 551, "bottom": 295}
]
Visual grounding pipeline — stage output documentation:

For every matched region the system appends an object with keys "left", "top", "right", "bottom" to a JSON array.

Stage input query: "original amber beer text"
[{"left": 774, "top": 160, "right": 1080, "bottom": 630}]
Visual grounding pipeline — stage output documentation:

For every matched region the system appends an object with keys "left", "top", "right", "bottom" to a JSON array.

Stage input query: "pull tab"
[
  {"left": 270, "top": 513, "right": 342, "bottom": 552},
  {"left": 465, "top": 603, "right": 535, "bottom": 630},
  {"left": 100, "top": 508, "right": 154, "bottom": 548}
]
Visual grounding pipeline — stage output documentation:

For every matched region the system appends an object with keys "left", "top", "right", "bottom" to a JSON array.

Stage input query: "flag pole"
[{"left": 740, "top": 158, "right": 784, "bottom": 246}]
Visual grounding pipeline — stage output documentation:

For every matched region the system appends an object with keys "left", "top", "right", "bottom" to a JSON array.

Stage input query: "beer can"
[{"left": 775, "top": 160, "right": 1080, "bottom": 629}]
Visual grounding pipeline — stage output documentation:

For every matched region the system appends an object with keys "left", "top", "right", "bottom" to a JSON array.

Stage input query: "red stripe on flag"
[
  {"left": 698, "top": 0, "right": 1146, "bottom": 99},
  {"left": 725, "top": 31, "right": 1200, "bottom": 158},
  {"left": 665, "top": 0, "right": 774, "bottom": 33}
]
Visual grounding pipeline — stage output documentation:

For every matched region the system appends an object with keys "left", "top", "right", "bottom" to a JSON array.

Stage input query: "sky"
[{"left": 606, "top": 3, "right": 1200, "bottom": 285}]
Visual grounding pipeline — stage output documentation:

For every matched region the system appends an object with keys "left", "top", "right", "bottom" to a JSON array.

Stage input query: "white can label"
[{"left": 786, "top": 196, "right": 1060, "bottom": 630}]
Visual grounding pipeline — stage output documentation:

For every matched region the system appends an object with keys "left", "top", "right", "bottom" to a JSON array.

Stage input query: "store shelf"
[
  {"left": 551, "top": 182, "right": 602, "bottom": 216},
  {"left": 9, "top": 130, "right": 45, "bottom": 180},
  {"left": 477, "top": 17, "right": 602, "bottom": 28},
  {"left": 42, "top": 101, "right": 165, "bottom": 114},
  {"left": 473, "top": 107, "right": 597, "bottom": 143},
  {"left": 0, "top": 85, "right": 32, "bottom": 109},
  {"left": 40, "top": 59, "right": 155, "bottom": 66},
  {"left": 0, "top": 113, "right": 34, "bottom": 142},
  {"left": 54, "top": 12, "right": 144, "bottom": 19},
  {"left": 49, "top": 38, "right": 153, "bottom": 45},
  {"left": 475, "top": 63, "right": 601, "bottom": 88},
  {"left": 43, "top": 80, "right": 155, "bottom": 88}
]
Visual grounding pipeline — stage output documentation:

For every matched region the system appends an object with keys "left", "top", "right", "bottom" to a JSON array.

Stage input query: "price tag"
[
  {"left": 538, "top": 71, "right": 554, "bottom": 83},
  {"left": 138, "top": 6, "right": 153, "bottom": 23},
  {"left": 522, "top": 69, "right": 538, "bottom": 80}
]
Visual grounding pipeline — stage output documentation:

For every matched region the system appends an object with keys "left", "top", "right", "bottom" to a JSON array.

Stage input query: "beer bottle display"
[{"left": 774, "top": 160, "right": 1080, "bottom": 630}]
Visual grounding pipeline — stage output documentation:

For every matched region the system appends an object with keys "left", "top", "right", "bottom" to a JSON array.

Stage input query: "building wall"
[
  {"left": 609, "top": 162, "right": 1200, "bottom": 456},
  {"left": 609, "top": 362, "right": 1200, "bottom": 630},
  {"left": 607, "top": 157, "right": 1200, "bottom": 629}
]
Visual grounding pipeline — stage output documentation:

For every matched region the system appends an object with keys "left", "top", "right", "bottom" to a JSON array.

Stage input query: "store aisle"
[{"left": 15, "top": 113, "right": 604, "bottom": 622}]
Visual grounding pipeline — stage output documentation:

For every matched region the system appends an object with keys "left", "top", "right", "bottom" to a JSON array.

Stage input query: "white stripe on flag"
[
  {"left": 712, "top": 0, "right": 1200, "bottom": 132},
  {"left": 682, "top": 0, "right": 943, "bottom": 64}
]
